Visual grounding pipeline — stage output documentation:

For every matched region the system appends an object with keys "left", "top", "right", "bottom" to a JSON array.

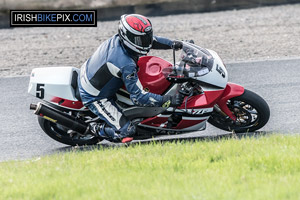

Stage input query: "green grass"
[{"left": 1, "top": 134, "right": 300, "bottom": 200}]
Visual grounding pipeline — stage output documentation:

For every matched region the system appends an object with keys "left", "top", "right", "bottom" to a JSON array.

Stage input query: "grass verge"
[{"left": 1, "top": 134, "right": 300, "bottom": 200}]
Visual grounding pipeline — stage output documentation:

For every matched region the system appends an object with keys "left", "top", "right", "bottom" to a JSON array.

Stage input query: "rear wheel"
[
  {"left": 38, "top": 117, "right": 100, "bottom": 146},
  {"left": 208, "top": 89, "right": 270, "bottom": 133}
]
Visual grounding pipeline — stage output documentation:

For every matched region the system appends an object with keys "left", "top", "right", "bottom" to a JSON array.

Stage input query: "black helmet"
[{"left": 118, "top": 14, "right": 153, "bottom": 55}]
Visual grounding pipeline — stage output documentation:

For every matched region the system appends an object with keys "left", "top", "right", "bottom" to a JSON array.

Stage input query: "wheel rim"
[{"left": 227, "top": 100, "right": 260, "bottom": 130}]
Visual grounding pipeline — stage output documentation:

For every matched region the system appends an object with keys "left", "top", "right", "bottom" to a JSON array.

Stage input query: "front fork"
[{"left": 215, "top": 83, "right": 245, "bottom": 121}]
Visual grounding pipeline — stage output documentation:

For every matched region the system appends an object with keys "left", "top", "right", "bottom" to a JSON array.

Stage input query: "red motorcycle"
[{"left": 28, "top": 42, "right": 270, "bottom": 145}]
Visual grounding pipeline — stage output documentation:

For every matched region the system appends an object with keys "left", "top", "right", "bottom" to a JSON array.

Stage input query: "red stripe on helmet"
[{"left": 125, "top": 15, "right": 151, "bottom": 33}]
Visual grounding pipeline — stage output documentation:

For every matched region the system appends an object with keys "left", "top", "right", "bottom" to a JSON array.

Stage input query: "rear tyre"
[
  {"left": 208, "top": 89, "right": 270, "bottom": 133},
  {"left": 38, "top": 117, "right": 100, "bottom": 146}
]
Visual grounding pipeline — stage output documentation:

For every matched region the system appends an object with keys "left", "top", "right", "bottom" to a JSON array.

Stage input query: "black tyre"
[
  {"left": 208, "top": 89, "right": 270, "bottom": 133},
  {"left": 38, "top": 117, "right": 100, "bottom": 146}
]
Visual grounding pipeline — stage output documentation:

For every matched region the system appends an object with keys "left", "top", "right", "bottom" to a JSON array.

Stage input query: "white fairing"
[
  {"left": 28, "top": 67, "right": 80, "bottom": 104},
  {"left": 197, "top": 49, "right": 228, "bottom": 91}
]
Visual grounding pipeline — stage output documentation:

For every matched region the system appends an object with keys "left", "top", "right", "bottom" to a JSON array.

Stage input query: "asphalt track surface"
[{"left": 1, "top": 58, "right": 300, "bottom": 162}]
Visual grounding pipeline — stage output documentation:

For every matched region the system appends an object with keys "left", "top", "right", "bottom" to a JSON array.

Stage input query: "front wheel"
[
  {"left": 38, "top": 117, "right": 100, "bottom": 146},
  {"left": 208, "top": 89, "right": 270, "bottom": 133}
]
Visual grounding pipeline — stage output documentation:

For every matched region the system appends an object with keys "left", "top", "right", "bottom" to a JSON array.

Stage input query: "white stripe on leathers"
[
  {"left": 93, "top": 99, "right": 123, "bottom": 130},
  {"left": 80, "top": 61, "right": 100, "bottom": 96}
]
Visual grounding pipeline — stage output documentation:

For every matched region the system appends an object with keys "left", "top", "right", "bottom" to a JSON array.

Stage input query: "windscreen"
[
  {"left": 179, "top": 42, "right": 214, "bottom": 77},
  {"left": 162, "top": 42, "right": 214, "bottom": 78}
]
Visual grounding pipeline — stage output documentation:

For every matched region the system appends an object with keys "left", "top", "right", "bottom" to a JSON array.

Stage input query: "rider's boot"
[
  {"left": 89, "top": 122, "right": 133, "bottom": 143},
  {"left": 89, "top": 122, "right": 105, "bottom": 138}
]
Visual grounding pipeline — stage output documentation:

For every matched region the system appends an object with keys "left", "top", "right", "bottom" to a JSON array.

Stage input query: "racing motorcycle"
[{"left": 28, "top": 41, "right": 270, "bottom": 146}]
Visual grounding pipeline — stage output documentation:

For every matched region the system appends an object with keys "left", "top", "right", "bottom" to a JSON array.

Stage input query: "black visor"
[{"left": 126, "top": 30, "right": 153, "bottom": 49}]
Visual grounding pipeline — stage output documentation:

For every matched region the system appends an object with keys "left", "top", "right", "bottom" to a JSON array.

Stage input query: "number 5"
[{"left": 36, "top": 84, "right": 45, "bottom": 99}]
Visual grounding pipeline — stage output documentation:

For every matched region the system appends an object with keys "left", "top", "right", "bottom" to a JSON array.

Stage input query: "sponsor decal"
[
  {"left": 43, "top": 116, "right": 57, "bottom": 123},
  {"left": 190, "top": 108, "right": 213, "bottom": 115},
  {"left": 99, "top": 101, "right": 116, "bottom": 121},
  {"left": 126, "top": 71, "right": 137, "bottom": 80},
  {"left": 192, "top": 109, "right": 206, "bottom": 115},
  {"left": 10, "top": 10, "right": 97, "bottom": 27},
  {"left": 144, "top": 26, "right": 152, "bottom": 32},
  {"left": 162, "top": 100, "right": 171, "bottom": 108}
]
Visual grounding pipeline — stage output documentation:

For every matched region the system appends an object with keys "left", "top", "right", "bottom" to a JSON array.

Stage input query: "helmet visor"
[{"left": 126, "top": 30, "right": 153, "bottom": 49}]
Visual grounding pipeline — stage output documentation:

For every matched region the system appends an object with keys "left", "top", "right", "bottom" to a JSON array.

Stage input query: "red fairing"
[
  {"left": 137, "top": 56, "right": 172, "bottom": 94},
  {"left": 140, "top": 116, "right": 205, "bottom": 130},
  {"left": 216, "top": 83, "right": 245, "bottom": 120},
  {"left": 141, "top": 116, "right": 168, "bottom": 127},
  {"left": 51, "top": 97, "right": 84, "bottom": 109},
  {"left": 175, "top": 119, "right": 205, "bottom": 129},
  {"left": 178, "top": 90, "right": 224, "bottom": 109}
]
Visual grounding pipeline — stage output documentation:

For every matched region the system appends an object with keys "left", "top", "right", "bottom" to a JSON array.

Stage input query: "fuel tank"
[{"left": 137, "top": 56, "right": 172, "bottom": 95}]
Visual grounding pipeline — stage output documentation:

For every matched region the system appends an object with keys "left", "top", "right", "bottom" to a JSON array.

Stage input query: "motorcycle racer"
[{"left": 78, "top": 14, "right": 184, "bottom": 143}]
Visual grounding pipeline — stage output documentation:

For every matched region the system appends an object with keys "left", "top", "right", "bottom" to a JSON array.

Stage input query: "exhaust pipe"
[{"left": 30, "top": 102, "right": 88, "bottom": 133}]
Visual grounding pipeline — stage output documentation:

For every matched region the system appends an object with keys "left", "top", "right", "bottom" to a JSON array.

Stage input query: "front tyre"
[
  {"left": 208, "top": 89, "right": 270, "bottom": 133},
  {"left": 38, "top": 117, "right": 100, "bottom": 146}
]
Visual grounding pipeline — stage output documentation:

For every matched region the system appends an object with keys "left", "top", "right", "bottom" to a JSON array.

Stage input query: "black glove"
[
  {"left": 184, "top": 39, "right": 194, "bottom": 44},
  {"left": 172, "top": 40, "right": 194, "bottom": 50},
  {"left": 162, "top": 94, "right": 185, "bottom": 108},
  {"left": 171, "top": 41, "right": 183, "bottom": 51}
]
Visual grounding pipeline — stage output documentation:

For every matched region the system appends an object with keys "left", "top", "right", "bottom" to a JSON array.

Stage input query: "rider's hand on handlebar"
[
  {"left": 162, "top": 94, "right": 185, "bottom": 108},
  {"left": 172, "top": 41, "right": 183, "bottom": 51},
  {"left": 172, "top": 40, "right": 195, "bottom": 50},
  {"left": 184, "top": 39, "right": 194, "bottom": 44}
]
